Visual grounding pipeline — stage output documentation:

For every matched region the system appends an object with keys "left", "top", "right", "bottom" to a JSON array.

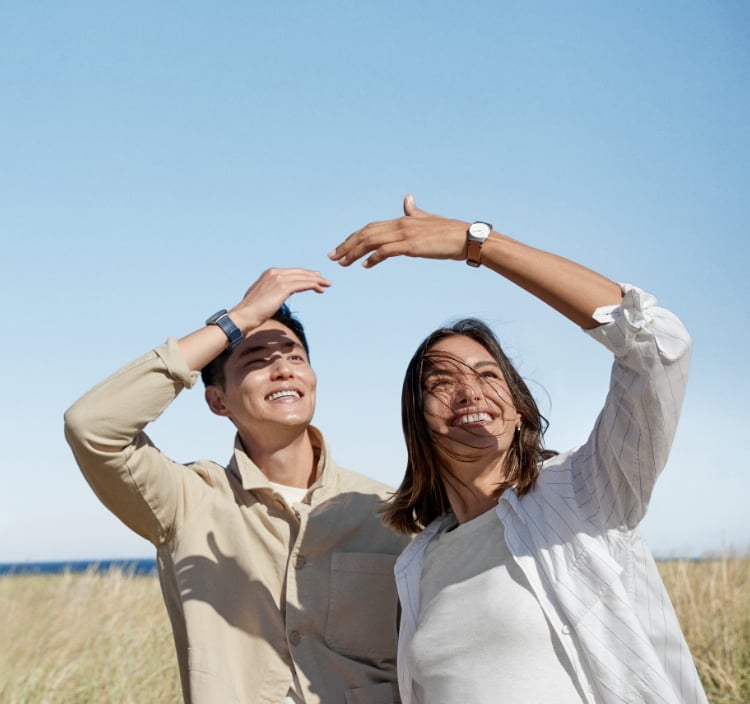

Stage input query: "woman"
[{"left": 329, "top": 195, "right": 707, "bottom": 704}]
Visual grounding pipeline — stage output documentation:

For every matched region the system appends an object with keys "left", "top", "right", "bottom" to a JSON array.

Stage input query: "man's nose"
[{"left": 270, "top": 356, "right": 293, "bottom": 378}]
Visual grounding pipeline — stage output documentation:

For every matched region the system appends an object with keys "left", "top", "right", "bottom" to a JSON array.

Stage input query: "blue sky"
[{"left": 1, "top": 1, "right": 747, "bottom": 562}]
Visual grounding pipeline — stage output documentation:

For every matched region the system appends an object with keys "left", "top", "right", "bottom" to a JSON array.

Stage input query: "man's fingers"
[{"left": 247, "top": 268, "right": 331, "bottom": 300}]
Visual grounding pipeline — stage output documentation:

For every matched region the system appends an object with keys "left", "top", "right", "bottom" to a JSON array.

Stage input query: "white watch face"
[{"left": 468, "top": 221, "right": 491, "bottom": 241}]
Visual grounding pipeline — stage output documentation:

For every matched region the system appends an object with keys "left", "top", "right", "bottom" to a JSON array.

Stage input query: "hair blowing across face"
[{"left": 382, "top": 318, "right": 556, "bottom": 535}]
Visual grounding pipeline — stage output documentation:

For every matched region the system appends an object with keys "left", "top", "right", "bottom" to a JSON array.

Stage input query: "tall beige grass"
[
  {"left": 658, "top": 555, "right": 750, "bottom": 704},
  {"left": 0, "top": 567, "right": 180, "bottom": 703},
  {"left": 1, "top": 558, "right": 748, "bottom": 703}
]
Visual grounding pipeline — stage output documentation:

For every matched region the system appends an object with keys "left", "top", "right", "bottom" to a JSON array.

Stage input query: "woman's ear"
[{"left": 205, "top": 386, "right": 231, "bottom": 417}]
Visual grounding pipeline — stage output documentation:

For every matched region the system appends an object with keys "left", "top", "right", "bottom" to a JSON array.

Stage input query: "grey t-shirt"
[{"left": 407, "top": 507, "right": 585, "bottom": 703}]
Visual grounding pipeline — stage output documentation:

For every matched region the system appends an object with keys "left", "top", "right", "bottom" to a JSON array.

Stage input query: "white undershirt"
[
  {"left": 407, "top": 508, "right": 585, "bottom": 704},
  {"left": 269, "top": 480, "right": 309, "bottom": 508}
]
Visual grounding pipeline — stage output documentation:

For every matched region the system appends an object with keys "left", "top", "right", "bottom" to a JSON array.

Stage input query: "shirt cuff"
[
  {"left": 586, "top": 284, "right": 690, "bottom": 361},
  {"left": 154, "top": 337, "right": 201, "bottom": 389}
]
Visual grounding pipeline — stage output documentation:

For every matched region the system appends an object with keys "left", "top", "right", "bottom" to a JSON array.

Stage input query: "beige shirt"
[{"left": 64, "top": 338, "right": 409, "bottom": 704}]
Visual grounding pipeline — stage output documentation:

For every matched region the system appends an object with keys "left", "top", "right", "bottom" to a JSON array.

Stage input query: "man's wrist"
[{"left": 205, "top": 310, "right": 243, "bottom": 350}]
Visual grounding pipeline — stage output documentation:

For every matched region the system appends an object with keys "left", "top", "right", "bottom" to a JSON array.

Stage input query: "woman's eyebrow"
[
  {"left": 474, "top": 360, "right": 501, "bottom": 370},
  {"left": 426, "top": 359, "right": 499, "bottom": 372}
]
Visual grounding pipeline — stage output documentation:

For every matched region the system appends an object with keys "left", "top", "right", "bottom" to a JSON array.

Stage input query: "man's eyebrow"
[
  {"left": 237, "top": 339, "right": 300, "bottom": 360},
  {"left": 236, "top": 344, "right": 268, "bottom": 359}
]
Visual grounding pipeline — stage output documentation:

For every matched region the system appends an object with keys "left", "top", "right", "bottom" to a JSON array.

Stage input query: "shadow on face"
[{"left": 229, "top": 324, "right": 309, "bottom": 372}]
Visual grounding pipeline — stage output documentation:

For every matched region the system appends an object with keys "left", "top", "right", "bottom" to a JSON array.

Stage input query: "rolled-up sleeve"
[{"left": 573, "top": 284, "right": 692, "bottom": 529}]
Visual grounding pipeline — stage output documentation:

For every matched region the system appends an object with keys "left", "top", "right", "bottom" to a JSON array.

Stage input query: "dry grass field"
[
  {"left": 1, "top": 557, "right": 748, "bottom": 703},
  {"left": 658, "top": 556, "right": 750, "bottom": 704},
  {"left": 0, "top": 568, "right": 181, "bottom": 703}
]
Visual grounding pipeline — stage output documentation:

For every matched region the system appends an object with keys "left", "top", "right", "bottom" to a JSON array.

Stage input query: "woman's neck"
[{"left": 442, "top": 456, "right": 507, "bottom": 524}]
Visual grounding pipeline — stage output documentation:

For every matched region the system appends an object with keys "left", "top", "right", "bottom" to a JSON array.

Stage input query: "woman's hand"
[
  {"left": 331, "top": 193, "right": 623, "bottom": 328},
  {"left": 329, "top": 194, "right": 470, "bottom": 268}
]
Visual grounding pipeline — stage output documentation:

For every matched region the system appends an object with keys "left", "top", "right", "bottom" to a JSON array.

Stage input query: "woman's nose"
[{"left": 454, "top": 376, "right": 480, "bottom": 404}]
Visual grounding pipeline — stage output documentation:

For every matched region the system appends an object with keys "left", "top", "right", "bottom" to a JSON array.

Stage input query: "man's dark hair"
[{"left": 200, "top": 304, "right": 309, "bottom": 389}]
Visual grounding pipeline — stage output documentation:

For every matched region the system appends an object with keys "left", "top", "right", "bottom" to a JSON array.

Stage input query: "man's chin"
[{"left": 275, "top": 413, "right": 315, "bottom": 427}]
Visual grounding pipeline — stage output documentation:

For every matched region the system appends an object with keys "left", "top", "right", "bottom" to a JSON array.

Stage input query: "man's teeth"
[
  {"left": 267, "top": 390, "right": 301, "bottom": 401},
  {"left": 457, "top": 412, "right": 492, "bottom": 425}
]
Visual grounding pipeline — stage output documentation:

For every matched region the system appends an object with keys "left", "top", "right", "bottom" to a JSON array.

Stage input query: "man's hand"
[
  {"left": 329, "top": 194, "right": 469, "bottom": 268},
  {"left": 178, "top": 267, "right": 330, "bottom": 372},
  {"left": 229, "top": 268, "right": 331, "bottom": 334}
]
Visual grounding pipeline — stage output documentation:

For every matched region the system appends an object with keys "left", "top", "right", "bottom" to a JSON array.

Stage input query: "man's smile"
[{"left": 265, "top": 388, "right": 303, "bottom": 402}]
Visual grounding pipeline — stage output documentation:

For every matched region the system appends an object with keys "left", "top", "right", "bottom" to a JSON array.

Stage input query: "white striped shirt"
[{"left": 394, "top": 285, "right": 708, "bottom": 704}]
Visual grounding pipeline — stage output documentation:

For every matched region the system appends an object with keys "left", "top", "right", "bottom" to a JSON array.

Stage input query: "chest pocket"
[
  {"left": 552, "top": 538, "right": 624, "bottom": 626},
  {"left": 326, "top": 552, "right": 399, "bottom": 661}
]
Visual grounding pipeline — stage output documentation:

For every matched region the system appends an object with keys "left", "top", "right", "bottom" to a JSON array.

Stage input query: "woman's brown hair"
[{"left": 383, "top": 318, "right": 555, "bottom": 534}]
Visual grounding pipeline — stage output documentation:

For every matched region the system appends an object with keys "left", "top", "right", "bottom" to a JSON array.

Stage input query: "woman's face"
[{"left": 422, "top": 334, "right": 521, "bottom": 459}]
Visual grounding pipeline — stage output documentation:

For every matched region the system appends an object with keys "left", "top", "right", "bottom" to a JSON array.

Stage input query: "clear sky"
[{"left": 1, "top": 1, "right": 747, "bottom": 562}]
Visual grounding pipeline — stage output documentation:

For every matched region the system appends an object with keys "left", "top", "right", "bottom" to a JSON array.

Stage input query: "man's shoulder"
[
  {"left": 183, "top": 457, "right": 234, "bottom": 488},
  {"left": 325, "top": 464, "right": 410, "bottom": 549},
  {"left": 332, "top": 464, "right": 396, "bottom": 497}
]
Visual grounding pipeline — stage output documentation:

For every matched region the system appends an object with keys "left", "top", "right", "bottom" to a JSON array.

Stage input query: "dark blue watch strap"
[{"left": 206, "top": 310, "right": 243, "bottom": 350}]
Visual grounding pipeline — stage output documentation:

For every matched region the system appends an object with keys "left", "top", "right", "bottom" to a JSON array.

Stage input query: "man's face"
[{"left": 206, "top": 320, "right": 316, "bottom": 437}]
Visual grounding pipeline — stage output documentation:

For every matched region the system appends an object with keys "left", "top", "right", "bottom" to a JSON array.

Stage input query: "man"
[{"left": 64, "top": 267, "right": 409, "bottom": 704}]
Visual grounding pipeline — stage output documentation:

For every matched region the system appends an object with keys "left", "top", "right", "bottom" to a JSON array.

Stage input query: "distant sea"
[
  {"left": 0, "top": 559, "right": 157, "bottom": 576},
  {"left": 0, "top": 555, "right": 713, "bottom": 576}
]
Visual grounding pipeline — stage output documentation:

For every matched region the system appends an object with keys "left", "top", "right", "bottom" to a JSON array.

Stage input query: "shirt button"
[
  {"left": 561, "top": 624, "right": 571, "bottom": 635},
  {"left": 289, "top": 630, "right": 302, "bottom": 646},
  {"left": 294, "top": 555, "right": 307, "bottom": 569}
]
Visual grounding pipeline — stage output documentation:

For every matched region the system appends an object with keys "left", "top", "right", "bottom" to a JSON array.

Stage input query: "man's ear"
[{"left": 205, "top": 386, "right": 231, "bottom": 417}]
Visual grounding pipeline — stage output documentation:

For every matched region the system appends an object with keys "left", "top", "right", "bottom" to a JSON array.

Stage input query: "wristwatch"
[
  {"left": 466, "top": 221, "right": 492, "bottom": 267},
  {"left": 205, "top": 309, "right": 243, "bottom": 351}
]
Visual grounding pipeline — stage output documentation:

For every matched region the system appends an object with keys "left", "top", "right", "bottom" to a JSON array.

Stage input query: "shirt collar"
[{"left": 228, "top": 425, "right": 334, "bottom": 495}]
